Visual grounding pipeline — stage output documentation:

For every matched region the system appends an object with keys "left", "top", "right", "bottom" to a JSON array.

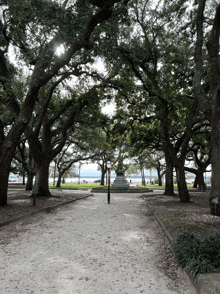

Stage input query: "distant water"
[
  {"left": 52, "top": 176, "right": 152, "bottom": 185},
  {"left": 9, "top": 174, "right": 156, "bottom": 185}
]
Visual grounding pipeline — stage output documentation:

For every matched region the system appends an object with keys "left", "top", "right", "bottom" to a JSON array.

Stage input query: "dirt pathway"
[{"left": 0, "top": 193, "right": 197, "bottom": 294}]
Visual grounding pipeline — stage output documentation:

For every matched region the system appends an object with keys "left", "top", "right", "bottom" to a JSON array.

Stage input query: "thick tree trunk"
[
  {"left": 0, "top": 133, "right": 21, "bottom": 205},
  {"left": 197, "top": 168, "right": 206, "bottom": 190},
  {"left": 157, "top": 167, "right": 163, "bottom": 186},
  {"left": 193, "top": 175, "right": 198, "bottom": 188},
  {"left": 26, "top": 172, "right": 34, "bottom": 190},
  {"left": 210, "top": 89, "right": 220, "bottom": 215},
  {"left": 192, "top": 171, "right": 206, "bottom": 189},
  {"left": 22, "top": 173, "right": 26, "bottom": 185},
  {"left": 0, "top": 162, "right": 11, "bottom": 206},
  {"left": 100, "top": 166, "right": 106, "bottom": 186},
  {"left": 56, "top": 176, "right": 62, "bottom": 187},
  {"left": 158, "top": 173, "right": 162, "bottom": 186},
  {"left": 0, "top": 96, "right": 37, "bottom": 205},
  {"left": 185, "top": 166, "right": 207, "bottom": 190},
  {"left": 164, "top": 152, "right": 175, "bottom": 196},
  {"left": 206, "top": 3, "right": 220, "bottom": 214},
  {"left": 141, "top": 167, "right": 146, "bottom": 186},
  {"left": 32, "top": 160, "right": 51, "bottom": 197},
  {"left": 53, "top": 162, "right": 57, "bottom": 185},
  {"left": 176, "top": 165, "right": 190, "bottom": 202}
]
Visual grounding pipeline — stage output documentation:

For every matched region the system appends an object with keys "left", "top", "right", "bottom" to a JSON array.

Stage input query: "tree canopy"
[{"left": 1, "top": 0, "right": 220, "bottom": 215}]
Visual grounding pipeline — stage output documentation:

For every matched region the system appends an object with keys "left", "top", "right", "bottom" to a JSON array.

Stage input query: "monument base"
[
  {"left": 91, "top": 170, "right": 153, "bottom": 193},
  {"left": 112, "top": 171, "right": 129, "bottom": 189},
  {"left": 91, "top": 186, "right": 153, "bottom": 193}
]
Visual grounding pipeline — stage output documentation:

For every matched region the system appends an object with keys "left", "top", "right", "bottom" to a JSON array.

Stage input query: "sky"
[
  {"left": 81, "top": 167, "right": 102, "bottom": 177},
  {"left": 79, "top": 162, "right": 101, "bottom": 177}
]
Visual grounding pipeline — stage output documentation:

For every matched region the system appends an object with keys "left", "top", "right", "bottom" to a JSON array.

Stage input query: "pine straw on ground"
[
  {"left": 143, "top": 189, "right": 220, "bottom": 241},
  {"left": 0, "top": 188, "right": 91, "bottom": 223}
]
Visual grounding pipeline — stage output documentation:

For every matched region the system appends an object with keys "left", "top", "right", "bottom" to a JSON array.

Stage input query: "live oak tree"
[
  {"left": 193, "top": 0, "right": 220, "bottom": 215},
  {"left": 13, "top": 137, "right": 36, "bottom": 190},
  {"left": 25, "top": 84, "right": 109, "bottom": 197},
  {"left": 145, "top": 152, "right": 165, "bottom": 186},
  {"left": 0, "top": 0, "right": 130, "bottom": 205},
  {"left": 94, "top": 148, "right": 117, "bottom": 185},
  {"left": 58, "top": 126, "right": 110, "bottom": 187},
  {"left": 185, "top": 131, "right": 211, "bottom": 190},
  {"left": 100, "top": 0, "right": 201, "bottom": 201},
  {"left": 126, "top": 150, "right": 165, "bottom": 186},
  {"left": 112, "top": 89, "right": 176, "bottom": 194},
  {"left": 54, "top": 129, "right": 104, "bottom": 188},
  {"left": 126, "top": 157, "right": 147, "bottom": 186},
  {"left": 88, "top": 120, "right": 118, "bottom": 186}
]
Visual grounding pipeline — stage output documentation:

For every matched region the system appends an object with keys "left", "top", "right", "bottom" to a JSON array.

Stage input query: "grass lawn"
[
  {"left": 53, "top": 183, "right": 178, "bottom": 190},
  {"left": 138, "top": 184, "right": 194, "bottom": 190},
  {"left": 9, "top": 183, "right": 194, "bottom": 190},
  {"left": 49, "top": 183, "right": 105, "bottom": 189}
]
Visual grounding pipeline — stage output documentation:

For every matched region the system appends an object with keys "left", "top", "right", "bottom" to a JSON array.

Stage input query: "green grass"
[
  {"left": 138, "top": 184, "right": 165, "bottom": 189},
  {"left": 49, "top": 183, "right": 105, "bottom": 189},
  {"left": 8, "top": 184, "right": 26, "bottom": 189},
  {"left": 138, "top": 184, "right": 178, "bottom": 190},
  {"left": 8, "top": 182, "right": 196, "bottom": 190}
]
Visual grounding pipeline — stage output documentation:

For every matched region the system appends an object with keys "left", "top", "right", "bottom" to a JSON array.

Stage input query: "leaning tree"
[{"left": 0, "top": 0, "right": 130, "bottom": 205}]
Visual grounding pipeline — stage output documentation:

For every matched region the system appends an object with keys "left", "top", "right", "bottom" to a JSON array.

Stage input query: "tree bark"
[
  {"left": 0, "top": 163, "right": 11, "bottom": 206},
  {"left": 141, "top": 167, "right": 146, "bottom": 186},
  {"left": 185, "top": 167, "right": 206, "bottom": 190},
  {"left": 192, "top": 169, "right": 206, "bottom": 190},
  {"left": 210, "top": 88, "right": 220, "bottom": 215},
  {"left": 100, "top": 165, "right": 106, "bottom": 185},
  {"left": 157, "top": 168, "right": 162, "bottom": 186},
  {"left": 0, "top": 86, "right": 39, "bottom": 205},
  {"left": 206, "top": 3, "right": 220, "bottom": 215},
  {"left": 32, "top": 160, "right": 51, "bottom": 197},
  {"left": 22, "top": 173, "right": 25, "bottom": 185},
  {"left": 56, "top": 166, "right": 66, "bottom": 187},
  {"left": 193, "top": 0, "right": 220, "bottom": 214},
  {"left": 164, "top": 151, "right": 175, "bottom": 195},
  {"left": 56, "top": 176, "right": 62, "bottom": 188},
  {"left": 193, "top": 175, "right": 198, "bottom": 188},
  {"left": 176, "top": 165, "right": 190, "bottom": 202},
  {"left": 197, "top": 168, "right": 206, "bottom": 190},
  {"left": 26, "top": 172, "right": 34, "bottom": 191}
]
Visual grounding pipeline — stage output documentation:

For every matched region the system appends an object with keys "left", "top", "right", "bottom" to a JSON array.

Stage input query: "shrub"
[
  {"left": 173, "top": 231, "right": 220, "bottom": 276},
  {"left": 185, "top": 258, "right": 215, "bottom": 276},
  {"left": 199, "top": 232, "right": 220, "bottom": 268},
  {"left": 174, "top": 232, "right": 201, "bottom": 268}
]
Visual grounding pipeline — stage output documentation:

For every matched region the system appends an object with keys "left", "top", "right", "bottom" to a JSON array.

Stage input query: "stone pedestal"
[{"left": 112, "top": 171, "right": 129, "bottom": 189}]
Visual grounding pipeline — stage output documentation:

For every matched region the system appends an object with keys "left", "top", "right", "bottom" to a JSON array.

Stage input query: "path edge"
[
  {"left": 146, "top": 201, "right": 220, "bottom": 294},
  {"left": 0, "top": 194, "right": 93, "bottom": 228}
]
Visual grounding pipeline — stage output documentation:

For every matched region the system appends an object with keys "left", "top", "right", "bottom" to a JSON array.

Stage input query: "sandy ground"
[{"left": 0, "top": 192, "right": 197, "bottom": 294}]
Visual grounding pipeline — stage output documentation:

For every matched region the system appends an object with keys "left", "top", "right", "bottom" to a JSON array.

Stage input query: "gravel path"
[{"left": 0, "top": 193, "right": 197, "bottom": 294}]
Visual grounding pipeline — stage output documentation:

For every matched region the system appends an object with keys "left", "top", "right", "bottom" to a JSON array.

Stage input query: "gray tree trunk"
[
  {"left": 164, "top": 152, "right": 175, "bottom": 196},
  {"left": 176, "top": 165, "right": 190, "bottom": 202},
  {"left": 32, "top": 160, "right": 51, "bottom": 197}
]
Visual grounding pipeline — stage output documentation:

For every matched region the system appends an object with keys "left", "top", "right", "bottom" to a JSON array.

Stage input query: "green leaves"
[{"left": 174, "top": 231, "right": 220, "bottom": 276}]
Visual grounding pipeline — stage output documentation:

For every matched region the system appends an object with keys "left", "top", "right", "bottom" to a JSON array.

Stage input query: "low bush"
[
  {"left": 174, "top": 231, "right": 220, "bottom": 276},
  {"left": 200, "top": 232, "right": 220, "bottom": 268}
]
